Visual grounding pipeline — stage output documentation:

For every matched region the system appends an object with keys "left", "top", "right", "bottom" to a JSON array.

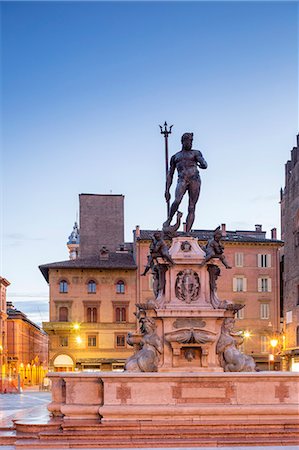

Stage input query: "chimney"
[
  {"left": 255, "top": 224, "right": 262, "bottom": 232},
  {"left": 183, "top": 222, "right": 187, "bottom": 233},
  {"left": 221, "top": 223, "right": 226, "bottom": 236},
  {"left": 99, "top": 246, "right": 109, "bottom": 260},
  {"left": 271, "top": 228, "right": 277, "bottom": 240},
  {"left": 135, "top": 225, "right": 140, "bottom": 238}
]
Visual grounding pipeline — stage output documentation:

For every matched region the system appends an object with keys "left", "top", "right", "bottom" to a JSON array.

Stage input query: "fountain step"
[{"left": 13, "top": 434, "right": 299, "bottom": 449}]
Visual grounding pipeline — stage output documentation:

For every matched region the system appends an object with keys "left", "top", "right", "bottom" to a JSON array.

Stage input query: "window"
[
  {"left": 257, "top": 254, "right": 271, "bottom": 268},
  {"left": 235, "top": 253, "right": 244, "bottom": 267},
  {"left": 59, "top": 280, "right": 68, "bottom": 293},
  {"left": 116, "top": 334, "right": 126, "bottom": 348},
  {"left": 88, "top": 335, "right": 97, "bottom": 347},
  {"left": 59, "top": 336, "right": 68, "bottom": 347},
  {"left": 59, "top": 307, "right": 68, "bottom": 322},
  {"left": 88, "top": 280, "right": 96, "bottom": 294},
  {"left": 87, "top": 307, "right": 97, "bottom": 323},
  {"left": 115, "top": 306, "right": 127, "bottom": 322},
  {"left": 116, "top": 280, "right": 125, "bottom": 294},
  {"left": 261, "top": 336, "right": 268, "bottom": 353},
  {"left": 233, "top": 277, "right": 247, "bottom": 292},
  {"left": 236, "top": 307, "right": 244, "bottom": 319},
  {"left": 260, "top": 303, "right": 270, "bottom": 320},
  {"left": 258, "top": 277, "right": 272, "bottom": 292},
  {"left": 286, "top": 310, "right": 292, "bottom": 324}
]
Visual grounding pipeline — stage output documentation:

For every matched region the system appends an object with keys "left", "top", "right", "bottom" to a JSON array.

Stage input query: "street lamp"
[
  {"left": 269, "top": 337, "right": 278, "bottom": 370},
  {"left": 75, "top": 336, "right": 82, "bottom": 344}
]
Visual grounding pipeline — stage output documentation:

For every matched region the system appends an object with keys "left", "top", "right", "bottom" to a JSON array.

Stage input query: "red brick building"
[
  {"left": 0, "top": 277, "right": 10, "bottom": 383},
  {"left": 281, "top": 135, "right": 299, "bottom": 371},
  {"left": 6, "top": 302, "right": 49, "bottom": 386}
]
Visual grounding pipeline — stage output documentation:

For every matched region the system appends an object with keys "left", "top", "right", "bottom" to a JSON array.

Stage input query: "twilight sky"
[{"left": 1, "top": 1, "right": 298, "bottom": 325}]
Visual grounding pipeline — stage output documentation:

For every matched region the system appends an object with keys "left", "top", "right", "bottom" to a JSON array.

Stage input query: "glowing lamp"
[{"left": 270, "top": 338, "right": 278, "bottom": 348}]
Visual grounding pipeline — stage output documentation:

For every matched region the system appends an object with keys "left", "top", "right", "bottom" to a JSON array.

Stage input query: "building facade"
[
  {"left": 42, "top": 193, "right": 283, "bottom": 371},
  {"left": 135, "top": 224, "right": 282, "bottom": 370},
  {"left": 41, "top": 194, "right": 137, "bottom": 372},
  {"left": 0, "top": 277, "right": 10, "bottom": 383},
  {"left": 6, "top": 302, "right": 49, "bottom": 386},
  {"left": 281, "top": 135, "right": 299, "bottom": 371}
]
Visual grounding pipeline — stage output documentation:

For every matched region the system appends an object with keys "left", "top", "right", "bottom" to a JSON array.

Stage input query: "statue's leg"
[
  {"left": 186, "top": 180, "right": 200, "bottom": 232},
  {"left": 166, "top": 181, "right": 187, "bottom": 225}
]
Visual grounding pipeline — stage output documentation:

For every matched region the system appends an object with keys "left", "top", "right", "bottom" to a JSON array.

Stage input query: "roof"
[
  {"left": 136, "top": 229, "right": 283, "bottom": 244},
  {"left": 7, "top": 306, "right": 48, "bottom": 335},
  {"left": 39, "top": 251, "right": 137, "bottom": 283}
]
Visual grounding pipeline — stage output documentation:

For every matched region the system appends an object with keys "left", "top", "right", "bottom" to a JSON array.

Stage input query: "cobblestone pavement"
[{"left": 0, "top": 390, "right": 51, "bottom": 428}]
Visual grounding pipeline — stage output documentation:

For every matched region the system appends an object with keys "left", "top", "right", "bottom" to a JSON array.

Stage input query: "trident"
[{"left": 159, "top": 121, "right": 173, "bottom": 216}]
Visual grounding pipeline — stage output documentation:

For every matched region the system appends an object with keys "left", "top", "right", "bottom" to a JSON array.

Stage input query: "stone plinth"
[
  {"left": 48, "top": 374, "right": 103, "bottom": 420},
  {"left": 144, "top": 236, "right": 230, "bottom": 372},
  {"left": 48, "top": 371, "right": 299, "bottom": 424}
]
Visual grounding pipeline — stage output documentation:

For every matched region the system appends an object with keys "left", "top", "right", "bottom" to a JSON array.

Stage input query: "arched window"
[
  {"left": 59, "top": 306, "right": 68, "bottom": 322},
  {"left": 59, "top": 280, "right": 68, "bottom": 293},
  {"left": 87, "top": 307, "right": 97, "bottom": 323},
  {"left": 297, "top": 326, "right": 299, "bottom": 347},
  {"left": 116, "top": 280, "right": 125, "bottom": 294},
  {"left": 115, "top": 307, "right": 127, "bottom": 322},
  {"left": 88, "top": 280, "right": 96, "bottom": 294}
]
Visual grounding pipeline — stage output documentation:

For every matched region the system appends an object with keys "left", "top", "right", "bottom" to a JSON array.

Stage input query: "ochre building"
[{"left": 41, "top": 195, "right": 137, "bottom": 372}]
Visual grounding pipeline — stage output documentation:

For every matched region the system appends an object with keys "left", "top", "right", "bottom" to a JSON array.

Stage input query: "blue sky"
[{"left": 1, "top": 1, "right": 298, "bottom": 324}]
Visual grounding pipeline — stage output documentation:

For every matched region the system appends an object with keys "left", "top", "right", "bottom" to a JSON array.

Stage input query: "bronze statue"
[
  {"left": 164, "top": 133, "right": 207, "bottom": 233},
  {"left": 200, "top": 226, "right": 232, "bottom": 268},
  {"left": 216, "top": 318, "right": 256, "bottom": 372},
  {"left": 141, "top": 231, "right": 174, "bottom": 276},
  {"left": 125, "top": 316, "right": 163, "bottom": 372}
]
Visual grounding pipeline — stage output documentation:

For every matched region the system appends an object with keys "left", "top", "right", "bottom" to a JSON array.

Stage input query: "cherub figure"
[{"left": 200, "top": 226, "right": 232, "bottom": 269}]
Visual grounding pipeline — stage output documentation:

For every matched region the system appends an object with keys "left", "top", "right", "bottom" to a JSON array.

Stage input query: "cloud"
[
  {"left": 8, "top": 299, "right": 49, "bottom": 327},
  {"left": 3, "top": 234, "right": 46, "bottom": 248},
  {"left": 8, "top": 293, "right": 48, "bottom": 299}
]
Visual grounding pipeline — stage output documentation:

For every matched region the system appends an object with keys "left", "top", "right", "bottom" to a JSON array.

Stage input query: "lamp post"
[{"left": 269, "top": 338, "right": 278, "bottom": 371}]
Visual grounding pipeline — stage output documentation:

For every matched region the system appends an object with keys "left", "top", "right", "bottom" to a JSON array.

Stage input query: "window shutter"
[
  {"left": 233, "top": 278, "right": 237, "bottom": 292},
  {"left": 258, "top": 278, "right": 262, "bottom": 292},
  {"left": 267, "top": 254, "right": 271, "bottom": 268},
  {"left": 268, "top": 277, "right": 272, "bottom": 292},
  {"left": 243, "top": 277, "right": 247, "bottom": 292},
  {"left": 257, "top": 254, "right": 262, "bottom": 267}
]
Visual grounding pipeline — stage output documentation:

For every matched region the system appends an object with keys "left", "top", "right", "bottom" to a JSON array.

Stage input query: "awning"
[{"left": 53, "top": 354, "right": 74, "bottom": 367}]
